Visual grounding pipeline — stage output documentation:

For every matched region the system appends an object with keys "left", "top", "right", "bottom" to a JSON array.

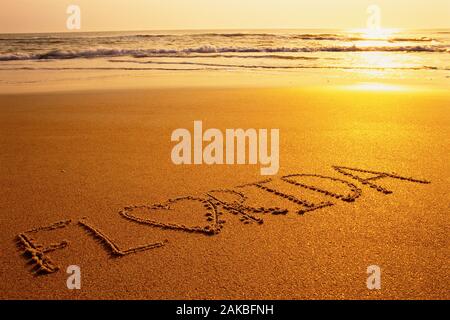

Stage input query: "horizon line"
[{"left": 1, "top": 26, "right": 449, "bottom": 36}]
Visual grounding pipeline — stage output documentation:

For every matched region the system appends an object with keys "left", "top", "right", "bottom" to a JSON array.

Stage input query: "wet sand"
[{"left": 0, "top": 87, "right": 448, "bottom": 299}]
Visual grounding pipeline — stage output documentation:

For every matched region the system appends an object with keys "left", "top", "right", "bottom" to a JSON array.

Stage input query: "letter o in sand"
[{"left": 281, "top": 174, "right": 362, "bottom": 202}]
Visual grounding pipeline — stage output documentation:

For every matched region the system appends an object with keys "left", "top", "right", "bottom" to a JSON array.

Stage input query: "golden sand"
[{"left": 0, "top": 87, "right": 448, "bottom": 299}]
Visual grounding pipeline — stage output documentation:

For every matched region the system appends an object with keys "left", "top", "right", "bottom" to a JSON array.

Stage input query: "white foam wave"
[{"left": 0, "top": 44, "right": 448, "bottom": 62}]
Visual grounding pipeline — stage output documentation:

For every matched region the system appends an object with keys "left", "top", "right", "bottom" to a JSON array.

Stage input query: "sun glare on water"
[
  {"left": 361, "top": 28, "right": 398, "bottom": 40},
  {"left": 344, "top": 82, "right": 409, "bottom": 92},
  {"left": 345, "top": 15, "right": 412, "bottom": 90},
  {"left": 349, "top": 27, "right": 400, "bottom": 43}
]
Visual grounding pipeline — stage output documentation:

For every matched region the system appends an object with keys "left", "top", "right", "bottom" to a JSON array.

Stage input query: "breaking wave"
[{"left": 0, "top": 44, "right": 448, "bottom": 61}]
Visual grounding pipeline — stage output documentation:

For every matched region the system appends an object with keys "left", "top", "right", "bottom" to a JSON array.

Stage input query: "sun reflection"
[
  {"left": 345, "top": 28, "right": 415, "bottom": 75},
  {"left": 350, "top": 28, "right": 400, "bottom": 41},
  {"left": 362, "top": 28, "right": 398, "bottom": 40},
  {"left": 359, "top": 52, "right": 401, "bottom": 69},
  {"left": 342, "top": 82, "right": 409, "bottom": 92}
]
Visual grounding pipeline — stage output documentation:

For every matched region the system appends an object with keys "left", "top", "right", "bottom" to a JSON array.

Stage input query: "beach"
[{"left": 1, "top": 86, "right": 448, "bottom": 299}]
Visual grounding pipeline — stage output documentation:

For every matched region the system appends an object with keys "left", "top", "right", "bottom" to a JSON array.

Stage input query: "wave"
[
  {"left": 116, "top": 54, "right": 324, "bottom": 60},
  {"left": 0, "top": 32, "right": 438, "bottom": 43},
  {"left": 0, "top": 66, "right": 215, "bottom": 71},
  {"left": 109, "top": 59, "right": 446, "bottom": 71},
  {"left": 0, "top": 44, "right": 448, "bottom": 61},
  {"left": 97, "top": 33, "right": 438, "bottom": 42},
  {"left": 1, "top": 63, "right": 445, "bottom": 72}
]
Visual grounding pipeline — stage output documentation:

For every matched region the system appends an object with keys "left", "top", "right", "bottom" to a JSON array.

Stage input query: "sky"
[{"left": 1, "top": 0, "right": 449, "bottom": 33}]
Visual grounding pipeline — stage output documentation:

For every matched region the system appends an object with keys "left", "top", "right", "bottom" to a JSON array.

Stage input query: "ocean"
[{"left": 0, "top": 29, "right": 449, "bottom": 90}]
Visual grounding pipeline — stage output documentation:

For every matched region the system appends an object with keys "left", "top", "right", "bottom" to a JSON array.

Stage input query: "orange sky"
[{"left": 1, "top": 0, "right": 449, "bottom": 33}]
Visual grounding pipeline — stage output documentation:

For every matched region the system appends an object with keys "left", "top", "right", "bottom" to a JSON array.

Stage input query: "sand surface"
[{"left": 0, "top": 87, "right": 448, "bottom": 299}]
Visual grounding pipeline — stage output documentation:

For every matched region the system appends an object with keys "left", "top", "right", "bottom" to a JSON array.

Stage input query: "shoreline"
[{"left": 1, "top": 66, "right": 448, "bottom": 95}]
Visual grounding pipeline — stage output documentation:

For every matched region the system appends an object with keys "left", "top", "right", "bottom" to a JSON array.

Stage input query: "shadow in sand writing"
[
  {"left": 120, "top": 196, "right": 226, "bottom": 235},
  {"left": 78, "top": 219, "right": 167, "bottom": 256},
  {"left": 16, "top": 220, "right": 71, "bottom": 275},
  {"left": 15, "top": 166, "right": 431, "bottom": 275}
]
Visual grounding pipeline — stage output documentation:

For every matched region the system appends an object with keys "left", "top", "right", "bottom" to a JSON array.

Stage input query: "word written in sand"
[
  {"left": 171, "top": 121, "right": 279, "bottom": 175},
  {"left": 15, "top": 166, "right": 430, "bottom": 275}
]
